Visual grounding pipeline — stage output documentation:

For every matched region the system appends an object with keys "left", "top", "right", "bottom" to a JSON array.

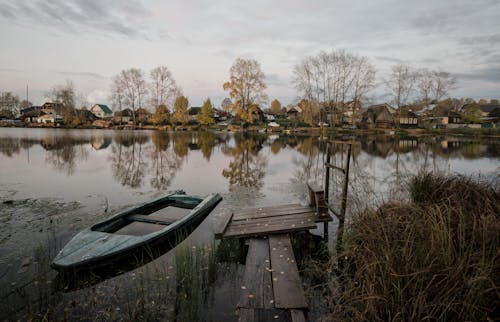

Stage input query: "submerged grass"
[{"left": 326, "top": 172, "right": 500, "bottom": 321}]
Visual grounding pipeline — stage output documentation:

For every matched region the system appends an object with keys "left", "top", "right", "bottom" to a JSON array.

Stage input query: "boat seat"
[{"left": 127, "top": 214, "right": 175, "bottom": 225}]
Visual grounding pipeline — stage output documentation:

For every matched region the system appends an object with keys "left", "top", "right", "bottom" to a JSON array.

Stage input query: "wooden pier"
[{"left": 215, "top": 184, "right": 332, "bottom": 322}]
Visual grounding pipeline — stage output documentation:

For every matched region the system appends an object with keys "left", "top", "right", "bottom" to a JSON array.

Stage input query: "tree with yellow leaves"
[
  {"left": 172, "top": 95, "right": 188, "bottom": 124},
  {"left": 223, "top": 58, "right": 267, "bottom": 123},
  {"left": 198, "top": 98, "right": 215, "bottom": 126}
]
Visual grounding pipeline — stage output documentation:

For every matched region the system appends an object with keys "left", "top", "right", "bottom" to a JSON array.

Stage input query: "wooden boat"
[{"left": 52, "top": 191, "right": 222, "bottom": 272}]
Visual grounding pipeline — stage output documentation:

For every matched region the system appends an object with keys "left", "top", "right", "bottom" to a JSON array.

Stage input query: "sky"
[{"left": 0, "top": 0, "right": 499, "bottom": 108}]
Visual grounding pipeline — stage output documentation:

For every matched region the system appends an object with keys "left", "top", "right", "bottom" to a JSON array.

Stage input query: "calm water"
[{"left": 0, "top": 127, "right": 498, "bottom": 319}]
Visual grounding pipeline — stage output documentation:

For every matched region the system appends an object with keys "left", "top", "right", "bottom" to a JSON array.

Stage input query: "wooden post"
[
  {"left": 336, "top": 143, "right": 351, "bottom": 256},
  {"left": 324, "top": 143, "right": 330, "bottom": 240}
]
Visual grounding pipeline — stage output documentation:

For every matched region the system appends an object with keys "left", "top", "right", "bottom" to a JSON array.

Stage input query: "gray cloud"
[
  {"left": 266, "top": 73, "right": 288, "bottom": 87},
  {"left": 0, "top": 0, "right": 160, "bottom": 38},
  {"left": 374, "top": 56, "right": 404, "bottom": 64},
  {"left": 56, "top": 71, "right": 107, "bottom": 80},
  {"left": 0, "top": 68, "right": 24, "bottom": 73},
  {"left": 455, "top": 66, "right": 500, "bottom": 83}
]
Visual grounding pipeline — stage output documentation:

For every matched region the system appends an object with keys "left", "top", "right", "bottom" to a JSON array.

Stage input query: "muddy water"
[{"left": 0, "top": 128, "right": 498, "bottom": 319}]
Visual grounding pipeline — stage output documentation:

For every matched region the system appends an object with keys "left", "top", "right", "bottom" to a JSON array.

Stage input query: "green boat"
[{"left": 52, "top": 191, "right": 222, "bottom": 273}]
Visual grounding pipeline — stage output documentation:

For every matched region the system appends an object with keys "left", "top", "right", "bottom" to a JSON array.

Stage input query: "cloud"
[
  {"left": 56, "top": 71, "right": 107, "bottom": 80},
  {"left": 266, "top": 73, "right": 288, "bottom": 87},
  {"left": 374, "top": 56, "right": 404, "bottom": 64},
  {"left": 0, "top": 68, "right": 24, "bottom": 73},
  {"left": 0, "top": 0, "right": 163, "bottom": 39},
  {"left": 455, "top": 66, "right": 500, "bottom": 83}
]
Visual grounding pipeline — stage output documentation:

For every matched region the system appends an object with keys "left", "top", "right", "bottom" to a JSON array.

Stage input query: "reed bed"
[{"left": 327, "top": 172, "right": 499, "bottom": 321}]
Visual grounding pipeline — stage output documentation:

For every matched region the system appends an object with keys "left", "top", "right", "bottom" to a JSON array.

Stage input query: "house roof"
[
  {"left": 115, "top": 109, "right": 133, "bottom": 117},
  {"left": 478, "top": 104, "right": 500, "bottom": 113},
  {"left": 286, "top": 106, "right": 302, "bottom": 113},
  {"left": 93, "top": 104, "right": 112, "bottom": 114},
  {"left": 188, "top": 107, "right": 201, "bottom": 115}
]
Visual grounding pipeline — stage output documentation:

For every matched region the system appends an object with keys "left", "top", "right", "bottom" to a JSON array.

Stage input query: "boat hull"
[{"left": 52, "top": 192, "right": 222, "bottom": 273}]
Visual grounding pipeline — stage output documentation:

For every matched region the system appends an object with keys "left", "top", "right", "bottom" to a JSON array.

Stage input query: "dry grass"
[{"left": 327, "top": 172, "right": 500, "bottom": 321}]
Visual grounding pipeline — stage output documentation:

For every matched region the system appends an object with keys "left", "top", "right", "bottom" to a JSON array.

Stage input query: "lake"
[{"left": 0, "top": 127, "right": 498, "bottom": 320}]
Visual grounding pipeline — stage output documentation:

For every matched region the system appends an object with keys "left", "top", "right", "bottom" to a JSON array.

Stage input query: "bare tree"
[
  {"left": 0, "top": 92, "right": 20, "bottom": 118},
  {"left": 110, "top": 75, "right": 125, "bottom": 121},
  {"left": 223, "top": 58, "right": 267, "bottom": 123},
  {"left": 417, "top": 68, "right": 434, "bottom": 108},
  {"left": 432, "top": 70, "right": 456, "bottom": 101},
  {"left": 115, "top": 68, "right": 147, "bottom": 124},
  {"left": 49, "top": 80, "right": 77, "bottom": 123},
  {"left": 293, "top": 50, "right": 375, "bottom": 125},
  {"left": 149, "top": 66, "right": 180, "bottom": 111},
  {"left": 386, "top": 63, "right": 417, "bottom": 109}
]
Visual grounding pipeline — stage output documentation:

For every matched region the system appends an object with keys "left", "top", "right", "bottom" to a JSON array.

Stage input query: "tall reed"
[{"left": 329, "top": 173, "right": 499, "bottom": 321}]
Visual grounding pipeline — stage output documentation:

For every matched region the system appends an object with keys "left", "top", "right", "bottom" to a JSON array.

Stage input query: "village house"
[
  {"left": 42, "top": 102, "right": 65, "bottom": 114},
  {"left": 90, "top": 104, "right": 113, "bottom": 119},
  {"left": 135, "top": 108, "right": 152, "bottom": 124},
  {"left": 398, "top": 108, "right": 419, "bottom": 127},
  {"left": 342, "top": 100, "right": 362, "bottom": 125},
  {"left": 188, "top": 107, "right": 201, "bottom": 122},
  {"left": 20, "top": 106, "right": 43, "bottom": 123},
  {"left": 361, "top": 103, "right": 396, "bottom": 128},
  {"left": 286, "top": 105, "right": 302, "bottom": 119},
  {"left": 114, "top": 109, "right": 133, "bottom": 124},
  {"left": 37, "top": 114, "right": 62, "bottom": 124}
]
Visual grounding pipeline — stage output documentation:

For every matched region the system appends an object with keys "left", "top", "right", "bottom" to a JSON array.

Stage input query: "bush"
[{"left": 330, "top": 173, "right": 500, "bottom": 321}]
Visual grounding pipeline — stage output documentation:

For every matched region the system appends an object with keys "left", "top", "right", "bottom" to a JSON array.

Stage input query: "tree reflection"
[
  {"left": 110, "top": 132, "right": 149, "bottom": 188},
  {"left": 43, "top": 135, "right": 89, "bottom": 176},
  {"left": 222, "top": 134, "right": 267, "bottom": 190},
  {"left": 149, "top": 131, "right": 183, "bottom": 190},
  {"left": 198, "top": 131, "right": 215, "bottom": 161},
  {"left": 0, "top": 137, "right": 21, "bottom": 157}
]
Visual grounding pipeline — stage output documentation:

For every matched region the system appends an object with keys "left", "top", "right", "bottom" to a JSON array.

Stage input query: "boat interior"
[{"left": 93, "top": 201, "right": 196, "bottom": 236}]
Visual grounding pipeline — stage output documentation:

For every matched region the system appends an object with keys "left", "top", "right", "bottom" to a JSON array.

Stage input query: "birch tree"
[
  {"left": 149, "top": 66, "right": 179, "bottom": 112},
  {"left": 115, "top": 68, "right": 147, "bottom": 124},
  {"left": 386, "top": 63, "right": 417, "bottom": 109},
  {"left": 223, "top": 58, "right": 267, "bottom": 123}
]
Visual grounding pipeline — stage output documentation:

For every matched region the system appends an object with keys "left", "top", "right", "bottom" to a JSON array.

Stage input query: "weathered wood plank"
[
  {"left": 229, "top": 212, "right": 317, "bottom": 228},
  {"left": 269, "top": 234, "right": 307, "bottom": 309},
  {"left": 238, "top": 309, "right": 289, "bottom": 322},
  {"left": 224, "top": 221, "right": 317, "bottom": 238},
  {"left": 238, "top": 308, "right": 254, "bottom": 322},
  {"left": 233, "top": 204, "right": 302, "bottom": 216},
  {"left": 307, "top": 182, "right": 323, "bottom": 194},
  {"left": 290, "top": 309, "right": 307, "bottom": 322},
  {"left": 214, "top": 212, "right": 233, "bottom": 239},
  {"left": 238, "top": 238, "right": 274, "bottom": 309},
  {"left": 233, "top": 207, "right": 315, "bottom": 221}
]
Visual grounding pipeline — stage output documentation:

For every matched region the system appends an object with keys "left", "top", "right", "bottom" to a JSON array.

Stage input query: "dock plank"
[
  {"left": 269, "top": 234, "right": 307, "bottom": 309},
  {"left": 229, "top": 212, "right": 317, "bottom": 228},
  {"left": 233, "top": 206, "right": 314, "bottom": 221},
  {"left": 224, "top": 221, "right": 317, "bottom": 239},
  {"left": 239, "top": 238, "right": 274, "bottom": 309},
  {"left": 214, "top": 212, "right": 233, "bottom": 238},
  {"left": 290, "top": 309, "right": 307, "bottom": 322},
  {"left": 233, "top": 204, "right": 303, "bottom": 216}
]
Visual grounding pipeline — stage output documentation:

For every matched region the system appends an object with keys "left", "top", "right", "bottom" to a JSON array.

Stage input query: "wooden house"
[{"left": 90, "top": 104, "right": 113, "bottom": 119}]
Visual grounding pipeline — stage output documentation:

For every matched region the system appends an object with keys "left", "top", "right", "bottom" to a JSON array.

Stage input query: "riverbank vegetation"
[{"left": 323, "top": 173, "right": 499, "bottom": 321}]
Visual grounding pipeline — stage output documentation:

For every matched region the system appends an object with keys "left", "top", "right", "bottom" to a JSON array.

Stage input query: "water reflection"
[
  {"left": 222, "top": 134, "right": 267, "bottom": 190},
  {"left": 0, "top": 129, "right": 498, "bottom": 195}
]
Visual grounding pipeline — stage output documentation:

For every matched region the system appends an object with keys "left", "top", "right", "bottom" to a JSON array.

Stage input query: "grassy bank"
[{"left": 322, "top": 172, "right": 499, "bottom": 321}]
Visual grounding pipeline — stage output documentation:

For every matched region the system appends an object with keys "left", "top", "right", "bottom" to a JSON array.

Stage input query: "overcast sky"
[{"left": 0, "top": 0, "right": 499, "bottom": 108}]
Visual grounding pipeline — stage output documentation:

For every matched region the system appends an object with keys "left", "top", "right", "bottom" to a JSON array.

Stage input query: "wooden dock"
[{"left": 215, "top": 189, "right": 332, "bottom": 322}]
